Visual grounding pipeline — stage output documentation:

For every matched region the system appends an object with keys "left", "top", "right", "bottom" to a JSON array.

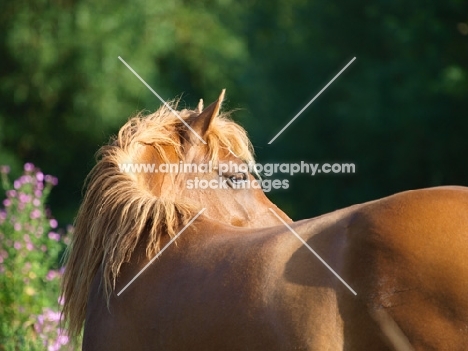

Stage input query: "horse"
[{"left": 61, "top": 90, "right": 468, "bottom": 350}]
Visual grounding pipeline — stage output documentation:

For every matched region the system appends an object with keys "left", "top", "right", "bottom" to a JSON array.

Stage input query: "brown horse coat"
[
  {"left": 62, "top": 91, "right": 468, "bottom": 350},
  {"left": 82, "top": 186, "right": 468, "bottom": 350}
]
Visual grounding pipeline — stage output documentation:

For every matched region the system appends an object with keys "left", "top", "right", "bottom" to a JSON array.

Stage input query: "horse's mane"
[{"left": 61, "top": 102, "right": 254, "bottom": 340}]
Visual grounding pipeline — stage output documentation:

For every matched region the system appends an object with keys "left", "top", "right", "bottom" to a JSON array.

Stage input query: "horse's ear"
[
  {"left": 189, "top": 89, "right": 225, "bottom": 140},
  {"left": 196, "top": 99, "right": 204, "bottom": 113}
]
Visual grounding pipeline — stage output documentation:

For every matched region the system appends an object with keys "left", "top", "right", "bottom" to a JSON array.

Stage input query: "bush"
[{"left": 0, "top": 164, "right": 71, "bottom": 351}]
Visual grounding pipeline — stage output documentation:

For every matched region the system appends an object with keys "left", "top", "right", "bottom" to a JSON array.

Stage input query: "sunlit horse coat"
[{"left": 62, "top": 91, "right": 468, "bottom": 350}]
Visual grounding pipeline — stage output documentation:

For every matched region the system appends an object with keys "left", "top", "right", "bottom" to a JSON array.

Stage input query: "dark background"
[{"left": 1, "top": 0, "right": 467, "bottom": 224}]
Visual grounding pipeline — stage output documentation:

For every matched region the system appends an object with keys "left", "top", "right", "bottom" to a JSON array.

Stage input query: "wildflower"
[
  {"left": 36, "top": 171, "right": 44, "bottom": 182},
  {"left": 0, "top": 210, "right": 6, "bottom": 223},
  {"left": 48, "top": 232, "right": 60, "bottom": 241},
  {"left": 1, "top": 163, "right": 72, "bottom": 349},
  {"left": 19, "top": 192, "right": 31, "bottom": 203},
  {"left": 57, "top": 334, "right": 69, "bottom": 346},
  {"left": 0, "top": 249, "right": 9, "bottom": 259},
  {"left": 36, "top": 179, "right": 44, "bottom": 189},
  {"left": 43, "top": 308, "right": 61, "bottom": 322},
  {"left": 30, "top": 209, "right": 42, "bottom": 219},
  {"left": 0, "top": 165, "right": 10, "bottom": 174},
  {"left": 45, "top": 175, "right": 58, "bottom": 186},
  {"left": 46, "top": 270, "right": 59, "bottom": 281},
  {"left": 24, "top": 163, "right": 35, "bottom": 172},
  {"left": 49, "top": 219, "right": 58, "bottom": 229},
  {"left": 25, "top": 286, "right": 36, "bottom": 296},
  {"left": 20, "top": 175, "right": 33, "bottom": 184}
]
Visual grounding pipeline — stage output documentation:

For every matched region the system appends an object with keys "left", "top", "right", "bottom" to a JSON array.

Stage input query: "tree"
[{"left": 0, "top": 0, "right": 248, "bottom": 222}]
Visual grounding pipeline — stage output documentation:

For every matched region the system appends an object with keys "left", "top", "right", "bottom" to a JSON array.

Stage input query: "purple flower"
[
  {"left": 33, "top": 198, "right": 41, "bottom": 206},
  {"left": 30, "top": 209, "right": 41, "bottom": 219},
  {"left": 13, "top": 180, "right": 21, "bottom": 189},
  {"left": 34, "top": 190, "right": 43, "bottom": 198},
  {"left": 48, "top": 232, "right": 60, "bottom": 241},
  {"left": 36, "top": 181, "right": 44, "bottom": 190},
  {"left": 0, "top": 165, "right": 10, "bottom": 174},
  {"left": 6, "top": 190, "right": 16, "bottom": 198},
  {"left": 46, "top": 270, "right": 59, "bottom": 281},
  {"left": 24, "top": 163, "right": 35, "bottom": 172},
  {"left": 37, "top": 314, "right": 44, "bottom": 326},
  {"left": 2, "top": 199, "right": 11, "bottom": 207},
  {"left": 44, "top": 175, "right": 58, "bottom": 186},
  {"left": 14, "top": 241, "right": 21, "bottom": 250},
  {"left": 19, "top": 192, "right": 31, "bottom": 203},
  {"left": 44, "top": 309, "right": 61, "bottom": 321},
  {"left": 24, "top": 234, "right": 33, "bottom": 250},
  {"left": 20, "top": 175, "right": 33, "bottom": 184},
  {"left": 49, "top": 219, "right": 58, "bottom": 229},
  {"left": 14, "top": 223, "right": 21, "bottom": 231},
  {"left": 36, "top": 171, "right": 44, "bottom": 182},
  {"left": 57, "top": 334, "right": 69, "bottom": 345}
]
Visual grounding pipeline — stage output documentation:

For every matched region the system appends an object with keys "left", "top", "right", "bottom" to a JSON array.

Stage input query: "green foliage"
[
  {"left": 0, "top": 0, "right": 467, "bottom": 221},
  {"left": 0, "top": 164, "right": 70, "bottom": 350},
  {"left": 0, "top": 0, "right": 248, "bottom": 223},
  {"left": 239, "top": 0, "right": 468, "bottom": 218}
]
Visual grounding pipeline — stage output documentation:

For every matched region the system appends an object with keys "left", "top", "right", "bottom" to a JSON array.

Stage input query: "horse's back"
[
  {"left": 342, "top": 186, "right": 468, "bottom": 350},
  {"left": 83, "top": 224, "right": 320, "bottom": 350},
  {"left": 83, "top": 186, "right": 468, "bottom": 350}
]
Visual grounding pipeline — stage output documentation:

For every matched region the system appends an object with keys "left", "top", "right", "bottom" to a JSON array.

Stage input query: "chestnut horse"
[{"left": 62, "top": 91, "right": 468, "bottom": 350}]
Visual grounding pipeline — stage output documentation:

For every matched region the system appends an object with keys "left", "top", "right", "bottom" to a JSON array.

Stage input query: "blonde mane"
[{"left": 61, "top": 102, "right": 254, "bottom": 340}]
